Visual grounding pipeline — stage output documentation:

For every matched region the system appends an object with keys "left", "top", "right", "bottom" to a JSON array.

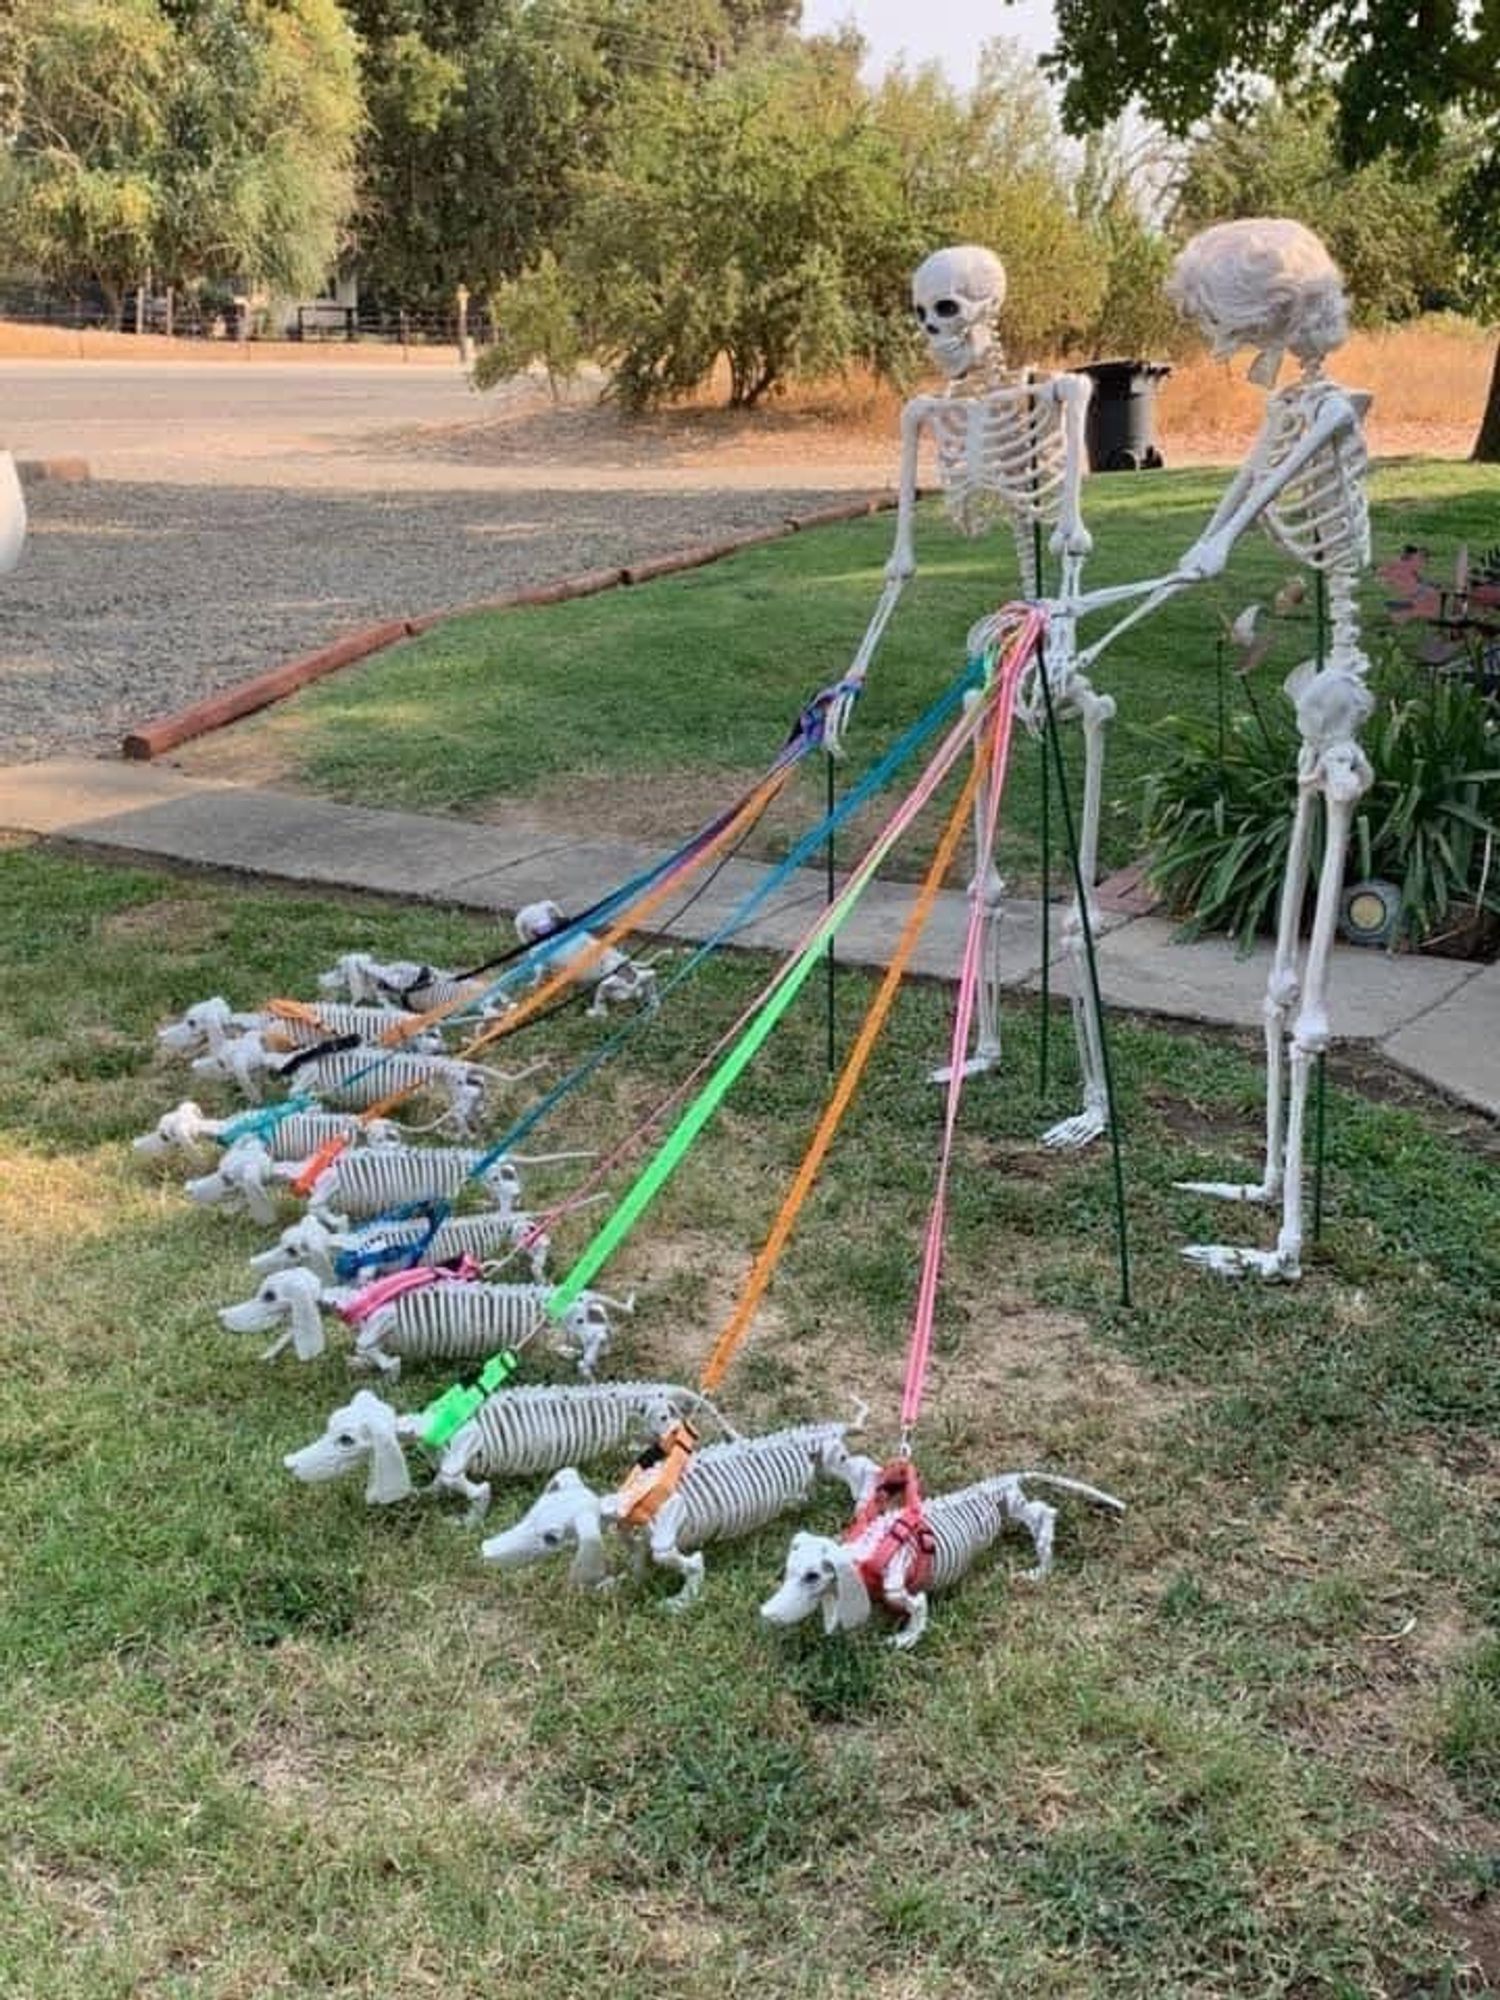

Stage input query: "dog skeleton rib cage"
[{"left": 825, "top": 243, "right": 1114, "bottom": 1147}]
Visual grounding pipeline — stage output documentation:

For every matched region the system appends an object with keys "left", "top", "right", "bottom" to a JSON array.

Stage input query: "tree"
[
  {"left": 2, "top": 0, "right": 361, "bottom": 316},
  {"left": 1035, "top": 0, "right": 1500, "bottom": 457},
  {"left": 341, "top": 0, "right": 804, "bottom": 313},
  {"left": 1174, "top": 97, "right": 1475, "bottom": 325},
  {"left": 546, "top": 35, "right": 1104, "bottom": 410}
]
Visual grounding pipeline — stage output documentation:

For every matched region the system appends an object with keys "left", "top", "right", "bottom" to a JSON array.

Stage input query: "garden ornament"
[
  {"left": 189, "top": 1034, "right": 505, "bottom": 1130},
  {"left": 761, "top": 1465, "right": 1125, "bottom": 1651},
  {"left": 184, "top": 1139, "right": 287, "bottom": 1224},
  {"left": 250, "top": 1202, "right": 552, "bottom": 1287},
  {"left": 134, "top": 1100, "right": 400, "bottom": 1164},
  {"left": 318, "top": 951, "right": 507, "bottom": 1017},
  {"left": 825, "top": 244, "right": 1107, "bottom": 1140},
  {"left": 1160, "top": 217, "right": 1374, "bottom": 1280},
  {"left": 219, "top": 1263, "right": 629, "bottom": 1377},
  {"left": 284, "top": 1379, "right": 723, "bottom": 1524},
  {"left": 292, "top": 1144, "right": 525, "bottom": 1221},
  {"left": 514, "top": 901, "right": 659, "bottom": 1018},
  {"left": 160, "top": 995, "right": 444, "bottom": 1055},
  {"left": 0, "top": 450, "right": 26, "bottom": 575},
  {"left": 481, "top": 1419, "right": 879, "bottom": 1609}
]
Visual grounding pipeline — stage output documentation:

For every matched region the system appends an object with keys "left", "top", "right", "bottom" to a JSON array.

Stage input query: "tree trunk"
[{"left": 1473, "top": 331, "right": 1500, "bottom": 463}]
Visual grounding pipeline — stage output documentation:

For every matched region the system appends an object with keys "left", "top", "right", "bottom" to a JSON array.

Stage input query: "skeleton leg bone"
[
  {"left": 1042, "top": 676, "right": 1115, "bottom": 1150},
  {"left": 1176, "top": 766, "right": 1318, "bottom": 1207},
  {"left": 931, "top": 689, "right": 1005, "bottom": 1083},
  {"left": 1184, "top": 741, "right": 1369, "bottom": 1279}
]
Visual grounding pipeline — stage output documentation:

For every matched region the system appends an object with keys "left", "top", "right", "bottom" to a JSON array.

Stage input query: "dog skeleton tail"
[{"left": 1011, "top": 1472, "right": 1126, "bottom": 1516}]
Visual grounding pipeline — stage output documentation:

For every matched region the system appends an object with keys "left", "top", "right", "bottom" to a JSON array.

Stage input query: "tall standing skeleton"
[
  {"left": 1151, "top": 218, "right": 1373, "bottom": 1280},
  {"left": 826, "top": 245, "right": 1115, "bottom": 1147}
]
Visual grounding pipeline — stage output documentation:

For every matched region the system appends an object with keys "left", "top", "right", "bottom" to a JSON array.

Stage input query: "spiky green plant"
[{"left": 1141, "top": 653, "right": 1500, "bottom": 948}]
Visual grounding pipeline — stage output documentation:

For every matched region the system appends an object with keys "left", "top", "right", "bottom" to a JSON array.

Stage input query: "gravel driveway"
[{"left": 0, "top": 361, "right": 874, "bottom": 763}]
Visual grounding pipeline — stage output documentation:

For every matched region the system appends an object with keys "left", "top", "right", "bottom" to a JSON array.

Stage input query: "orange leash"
[{"left": 700, "top": 733, "right": 987, "bottom": 1397}]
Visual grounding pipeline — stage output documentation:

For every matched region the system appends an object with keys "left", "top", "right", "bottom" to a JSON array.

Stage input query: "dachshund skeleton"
[
  {"left": 219, "top": 1264, "right": 627, "bottom": 1377},
  {"left": 250, "top": 1208, "right": 551, "bottom": 1288},
  {"left": 482, "top": 1420, "right": 878, "bottom": 1609},
  {"left": 761, "top": 1470, "right": 1124, "bottom": 1650},
  {"left": 134, "top": 1099, "right": 401, "bottom": 1165},
  {"left": 284, "top": 1381, "right": 725, "bottom": 1524}
]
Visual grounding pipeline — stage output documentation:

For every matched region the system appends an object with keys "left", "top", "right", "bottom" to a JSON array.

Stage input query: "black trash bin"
[{"left": 1080, "top": 359, "right": 1171, "bottom": 472}]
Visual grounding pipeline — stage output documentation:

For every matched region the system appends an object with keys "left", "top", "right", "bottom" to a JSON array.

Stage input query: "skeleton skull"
[{"left": 911, "top": 245, "right": 1007, "bottom": 380}]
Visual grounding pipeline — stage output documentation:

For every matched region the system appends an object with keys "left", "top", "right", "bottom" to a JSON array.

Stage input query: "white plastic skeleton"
[
  {"left": 249, "top": 1207, "right": 548, "bottom": 1289},
  {"left": 158, "top": 995, "right": 447, "bottom": 1056},
  {"left": 482, "top": 1420, "right": 879, "bottom": 1609},
  {"left": 187, "top": 1033, "right": 518, "bottom": 1131},
  {"left": 761, "top": 1469, "right": 1124, "bottom": 1651},
  {"left": 1149, "top": 219, "right": 1373, "bottom": 1281},
  {"left": 514, "top": 901, "right": 659, "bottom": 1018},
  {"left": 218, "top": 1263, "right": 628, "bottom": 1377},
  {"left": 284, "top": 1381, "right": 727, "bottom": 1524},
  {"left": 825, "top": 246, "right": 1109, "bottom": 1142},
  {"left": 134, "top": 1099, "right": 402, "bottom": 1164},
  {"left": 181, "top": 1137, "right": 524, "bottom": 1226}
]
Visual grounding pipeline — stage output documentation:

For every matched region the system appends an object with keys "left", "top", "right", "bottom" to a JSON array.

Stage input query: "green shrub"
[{"left": 1141, "top": 654, "right": 1500, "bottom": 948}]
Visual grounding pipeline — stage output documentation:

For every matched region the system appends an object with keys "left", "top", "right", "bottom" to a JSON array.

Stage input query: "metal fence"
[{"left": 0, "top": 281, "right": 484, "bottom": 348}]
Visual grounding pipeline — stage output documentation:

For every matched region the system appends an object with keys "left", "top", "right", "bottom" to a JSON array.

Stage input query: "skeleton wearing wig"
[{"left": 1159, "top": 218, "right": 1374, "bottom": 1281}]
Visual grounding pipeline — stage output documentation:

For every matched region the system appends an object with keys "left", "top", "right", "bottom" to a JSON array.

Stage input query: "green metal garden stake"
[{"left": 1037, "top": 653, "right": 1132, "bottom": 1309}]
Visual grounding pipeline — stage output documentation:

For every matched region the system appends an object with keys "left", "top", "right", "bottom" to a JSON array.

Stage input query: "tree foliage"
[
  {"left": 539, "top": 35, "right": 1103, "bottom": 408},
  {"left": 1037, "top": 0, "right": 1500, "bottom": 454},
  {"left": 2, "top": 0, "right": 360, "bottom": 312},
  {"left": 1174, "top": 97, "right": 1476, "bottom": 324}
]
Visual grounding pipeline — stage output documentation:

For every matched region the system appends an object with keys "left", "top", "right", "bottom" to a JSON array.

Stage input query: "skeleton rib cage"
[
  {"left": 452, "top": 1382, "right": 689, "bottom": 1480},
  {"left": 342, "top": 1207, "right": 539, "bottom": 1269},
  {"left": 270, "top": 1003, "right": 443, "bottom": 1049},
  {"left": 290, "top": 1050, "right": 475, "bottom": 1113},
  {"left": 357, "top": 1282, "right": 564, "bottom": 1364},
  {"left": 310, "top": 1145, "right": 516, "bottom": 1220},
  {"left": 640, "top": 1425, "right": 855, "bottom": 1546},
  {"left": 1258, "top": 382, "right": 1371, "bottom": 664},
  {"left": 845, "top": 1478, "right": 1034, "bottom": 1590}
]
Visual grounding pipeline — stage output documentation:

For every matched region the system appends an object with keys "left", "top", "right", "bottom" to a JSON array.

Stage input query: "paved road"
[{"left": 0, "top": 362, "right": 873, "bottom": 762}]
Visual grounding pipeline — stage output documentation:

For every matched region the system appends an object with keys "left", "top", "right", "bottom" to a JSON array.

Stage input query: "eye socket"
[
  {"left": 802, "top": 1569, "right": 823, "bottom": 1586},
  {"left": 335, "top": 1432, "right": 356, "bottom": 1448},
  {"left": 259, "top": 1285, "right": 275, "bottom": 1302},
  {"left": 934, "top": 298, "right": 962, "bottom": 318},
  {"left": 542, "top": 1530, "right": 563, "bottom": 1548}
]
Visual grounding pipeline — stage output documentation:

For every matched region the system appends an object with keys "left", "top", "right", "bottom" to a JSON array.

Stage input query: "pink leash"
[{"left": 900, "top": 610, "right": 1042, "bottom": 1446}]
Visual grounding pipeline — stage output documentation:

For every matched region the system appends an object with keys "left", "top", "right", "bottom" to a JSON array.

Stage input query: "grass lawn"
[
  {"left": 5, "top": 840, "right": 1500, "bottom": 1996},
  {"left": 183, "top": 459, "right": 1500, "bottom": 895}
]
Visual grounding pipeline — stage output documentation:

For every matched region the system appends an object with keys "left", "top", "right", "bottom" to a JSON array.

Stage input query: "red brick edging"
[{"left": 120, "top": 491, "right": 896, "bottom": 760}]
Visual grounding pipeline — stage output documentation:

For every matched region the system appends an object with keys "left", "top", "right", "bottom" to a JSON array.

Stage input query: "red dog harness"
[{"left": 845, "top": 1458, "right": 936, "bottom": 1606}]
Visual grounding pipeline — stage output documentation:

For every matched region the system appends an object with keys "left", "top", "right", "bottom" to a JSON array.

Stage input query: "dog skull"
[{"left": 911, "top": 245, "right": 1007, "bottom": 380}]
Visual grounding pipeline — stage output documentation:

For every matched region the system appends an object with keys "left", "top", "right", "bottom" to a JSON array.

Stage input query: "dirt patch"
[
  {"left": 1142, "top": 1080, "right": 1257, "bottom": 1149},
  {"left": 169, "top": 725, "right": 304, "bottom": 790},
  {"left": 99, "top": 896, "right": 231, "bottom": 948}
]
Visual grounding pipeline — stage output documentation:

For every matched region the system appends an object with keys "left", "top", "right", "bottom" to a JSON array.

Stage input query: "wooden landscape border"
[{"left": 122, "top": 491, "right": 897, "bottom": 759}]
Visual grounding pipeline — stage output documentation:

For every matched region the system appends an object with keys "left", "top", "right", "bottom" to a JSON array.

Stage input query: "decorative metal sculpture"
[
  {"left": 481, "top": 1420, "right": 878, "bottom": 1608},
  {"left": 284, "top": 1380, "right": 722, "bottom": 1523},
  {"left": 761, "top": 1465, "right": 1124, "bottom": 1650}
]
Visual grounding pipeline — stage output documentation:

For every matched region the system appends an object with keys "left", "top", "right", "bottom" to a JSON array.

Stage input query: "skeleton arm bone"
[
  {"left": 822, "top": 395, "right": 932, "bottom": 757},
  {"left": 1178, "top": 393, "right": 1363, "bottom": 578}
]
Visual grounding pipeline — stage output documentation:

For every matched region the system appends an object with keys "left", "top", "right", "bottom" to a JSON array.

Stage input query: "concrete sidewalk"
[{"left": 3, "top": 755, "right": 1496, "bottom": 1118}]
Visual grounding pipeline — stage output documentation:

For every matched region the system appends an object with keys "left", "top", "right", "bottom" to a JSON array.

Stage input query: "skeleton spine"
[
  {"left": 322, "top": 1147, "right": 498, "bottom": 1218},
  {"left": 367, "top": 1284, "right": 552, "bottom": 1362},
  {"left": 296, "top": 1051, "right": 462, "bottom": 1110},
  {"left": 671, "top": 1427, "right": 844, "bottom": 1547},
  {"left": 462, "top": 1383, "right": 679, "bottom": 1478}
]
